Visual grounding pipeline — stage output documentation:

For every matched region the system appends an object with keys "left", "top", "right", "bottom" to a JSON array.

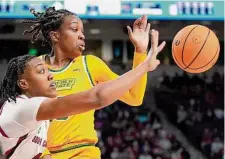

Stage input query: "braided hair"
[
  {"left": 22, "top": 6, "right": 75, "bottom": 46},
  {"left": 0, "top": 55, "right": 35, "bottom": 104}
]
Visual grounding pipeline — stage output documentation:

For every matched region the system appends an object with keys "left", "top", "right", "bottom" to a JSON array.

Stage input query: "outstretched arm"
[
  {"left": 86, "top": 44, "right": 165, "bottom": 106},
  {"left": 87, "top": 15, "right": 165, "bottom": 106},
  {"left": 86, "top": 53, "right": 146, "bottom": 106},
  {"left": 36, "top": 30, "right": 165, "bottom": 121},
  {"left": 37, "top": 60, "right": 149, "bottom": 120}
]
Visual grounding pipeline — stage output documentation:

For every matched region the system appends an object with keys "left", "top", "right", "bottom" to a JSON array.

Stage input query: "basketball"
[{"left": 172, "top": 25, "right": 220, "bottom": 73}]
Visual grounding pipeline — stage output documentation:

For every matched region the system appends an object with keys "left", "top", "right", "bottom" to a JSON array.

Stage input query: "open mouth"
[
  {"left": 79, "top": 44, "right": 85, "bottom": 51},
  {"left": 50, "top": 82, "right": 56, "bottom": 88}
]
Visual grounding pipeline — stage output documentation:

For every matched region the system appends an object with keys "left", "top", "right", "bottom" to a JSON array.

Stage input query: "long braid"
[
  {"left": 0, "top": 55, "right": 35, "bottom": 104},
  {"left": 22, "top": 6, "right": 75, "bottom": 46}
]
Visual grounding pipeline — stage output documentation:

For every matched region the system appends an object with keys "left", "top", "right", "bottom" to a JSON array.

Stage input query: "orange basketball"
[{"left": 172, "top": 25, "right": 220, "bottom": 73}]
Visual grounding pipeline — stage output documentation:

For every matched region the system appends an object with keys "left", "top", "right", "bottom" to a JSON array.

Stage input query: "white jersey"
[{"left": 0, "top": 95, "right": 49, "bottom": 159}]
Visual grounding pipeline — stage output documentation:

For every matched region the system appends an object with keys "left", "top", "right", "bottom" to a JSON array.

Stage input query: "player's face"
[
  {"left": 56, "top": 15, "right": 85, "bottom": 57},
  {"left": 22, "top": 58, "right": 57, "bottom": 98}
]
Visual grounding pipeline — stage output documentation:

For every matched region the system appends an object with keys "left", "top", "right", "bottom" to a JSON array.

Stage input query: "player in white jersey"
[
  {"left": 0, "top": 29, "right": 164, "bottom": 159},
  {"left": 0, "top": 95, "right": 48, "bottom": 159}
]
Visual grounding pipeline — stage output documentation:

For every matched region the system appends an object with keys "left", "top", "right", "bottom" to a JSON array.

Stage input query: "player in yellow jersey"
[{"left": 22, "top": 7, "right": 166, "bottom": 159}]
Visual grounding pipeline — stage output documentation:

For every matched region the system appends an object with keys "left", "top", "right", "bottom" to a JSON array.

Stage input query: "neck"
[
  {"left": 47, "top": 47, "right": 75, "bottom": 69},
  {"left": 23, "top": 92, "right": 32, "bottom": 98}
]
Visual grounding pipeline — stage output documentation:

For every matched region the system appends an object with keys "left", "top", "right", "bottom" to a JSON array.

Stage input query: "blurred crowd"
[
  {"left": 95, "top": 101, "right": 190, "bottom": 159},
  {"left": 155, "top": 71, "right": 224, "bottom": 159}
]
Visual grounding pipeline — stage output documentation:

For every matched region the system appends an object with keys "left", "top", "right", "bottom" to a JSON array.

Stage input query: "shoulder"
[
  {"left": 17, "top": 95, "right": 47, "bottom": 104},
  {"left": 20, "top": 97, "right": 48, "bottom": 108},
  {"left": 3, "top": 96, "right": 27, "bottom": 108},
  {"left": 85, "top": 55, "right": 100, "bottom": 60},
  {"left": 84, "top": 55, "right": 106, "bottom": 65},
  {"left": 2, "top": 96, "right": 47, "bottom": 112}
]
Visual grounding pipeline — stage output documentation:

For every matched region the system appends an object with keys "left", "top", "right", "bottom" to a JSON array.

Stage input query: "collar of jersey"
[
  {"left": 17, "top": 94, "right": 28, "bottom": 99},
  {"left": 48, "top": 60, "right": 73, "bottom": 73}
]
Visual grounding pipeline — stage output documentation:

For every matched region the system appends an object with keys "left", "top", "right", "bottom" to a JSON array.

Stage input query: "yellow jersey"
[{"left": 39, "top": 53, "right": 147, "bottom": 155}]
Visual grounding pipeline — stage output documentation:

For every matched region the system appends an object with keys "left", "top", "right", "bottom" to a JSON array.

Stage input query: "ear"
[
  {"left": 49, "top": 31, "right": 59, "bottom": 43},
  {"left": 17, "top": 79, "right": 29, "bottom": 91}
]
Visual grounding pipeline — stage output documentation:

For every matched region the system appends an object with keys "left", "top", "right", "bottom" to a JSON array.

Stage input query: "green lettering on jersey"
[{"left": 55, "top": 78, "right": 76, "bottom": 91}]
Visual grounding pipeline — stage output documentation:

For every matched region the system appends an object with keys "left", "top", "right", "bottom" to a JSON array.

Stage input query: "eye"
[
  {"left": 39, "top": 69, "right": 45, "bottom": 74},
  {"left": 72, "top": 28, "right": 78, "bottom": 32}
]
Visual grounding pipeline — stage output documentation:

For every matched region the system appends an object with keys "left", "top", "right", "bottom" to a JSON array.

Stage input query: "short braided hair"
[
  {"left": 0, "top": 55, "right": 35, "bottom": 103},
  {"left": 22, "top": 6, "right": 75, "bottom": 46}
]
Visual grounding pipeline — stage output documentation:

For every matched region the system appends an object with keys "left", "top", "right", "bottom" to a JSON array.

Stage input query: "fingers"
[
  {"left": 157, "top": 41, "right": 166, "bottom": 53},
  {"left": 145, "top": 23, "right": 151, "bottom": 34},
  {"left": 127, "top": 26, "right": 133, "bottom": 38},
  {"left": 147, "top": 41, "right": 166, "bottom": 59},
  {"left": 134, "top": 17, "right": 141, "bottom": 25},
  {"left": 141, "top": 15, "right": 147, "bottom": 29},
  {"left": 147, "top": 29, "right": 158, "bottom": 59},
  {"left": 147, "top": 31, "right": 165, "bottom": 58},
  {"left": 155, "top": 60, "right": 160, "bottom": 66},
  {"left": 147, "top": 48, "right": 152, "bottom": 59},
  {"left": 133, "top": 18, "right": 142, "bottom": 30},
  {"left": 151, "top": 29, "right": 159, "bottom": 56},
  {"left": 133, "top": 15, "right": 147, "bottom": 30},
  {"left": 141, "top": 15, "right": 147, "bottom": 22}
]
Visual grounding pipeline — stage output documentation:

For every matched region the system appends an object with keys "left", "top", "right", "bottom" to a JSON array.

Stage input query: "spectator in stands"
[
  {"left": 177, "top": 105, "right": 187, "bottom": 124},
  {"left": 156, "top": 71, "right": 224, "bottom": 159},
  {"left": 211, "top": 137, "right": 223, "bottom": 158},
  {"left": 95, "top": 103, "right": 189, "bottom": 159}
]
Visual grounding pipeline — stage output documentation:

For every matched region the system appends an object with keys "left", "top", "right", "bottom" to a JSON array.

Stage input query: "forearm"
[
  {"left": 86, "top": 54, "right": 147, "bottom": 106},
  {"left": 119, "top": 52, "right": 147, "bottom": 106},
  {"left": 96, "top": 61, "right": 148, "bottom": 107}
]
